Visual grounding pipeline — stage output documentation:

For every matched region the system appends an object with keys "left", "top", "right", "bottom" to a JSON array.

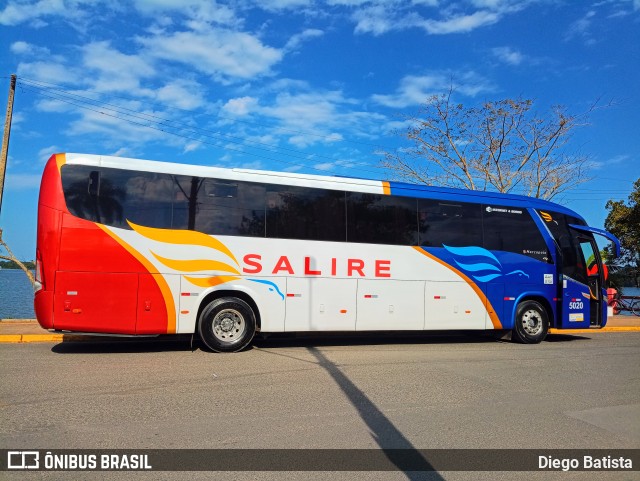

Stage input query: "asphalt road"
[{"left": 1, "top": 332, "right": 639, "bottom": 481}]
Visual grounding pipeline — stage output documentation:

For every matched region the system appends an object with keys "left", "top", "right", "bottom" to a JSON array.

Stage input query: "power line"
[
  {"left": 17, "top": 79, "right": 391, "bottom": 179},
  {"left": 17, "top": 76, "right": 390, "bottom": 150},
  {"left": 13, "top": 76, "right": 638, "bottom": 201}
]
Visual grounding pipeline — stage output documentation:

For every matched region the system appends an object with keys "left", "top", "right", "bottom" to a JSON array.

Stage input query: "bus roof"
[{"left": 61, "top": 152, "right": 584, "bottom": 221}]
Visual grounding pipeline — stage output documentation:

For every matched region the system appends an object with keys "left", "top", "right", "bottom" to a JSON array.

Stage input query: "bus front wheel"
[
  {"left": 198, "top": 297, "right": 256, "bottom": 352},
  {"left": 512, "top": 300, "right": 549, "bottom": 344}
]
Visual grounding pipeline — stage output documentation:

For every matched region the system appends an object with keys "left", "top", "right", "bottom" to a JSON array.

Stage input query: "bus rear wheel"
[
  {"left": 198, "top": 297, "right": 256, "bottom": 352},
  {"left": 512, "top": 300, "right": 549, "bottom": 344}
]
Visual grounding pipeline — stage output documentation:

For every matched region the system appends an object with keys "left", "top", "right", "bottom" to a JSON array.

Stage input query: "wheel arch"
[
  {"left": 197, "top": 289, "right": 262, "bottom": 332},
  {"left": 511, "top": 293, "right": 554, "bottom": 328}
]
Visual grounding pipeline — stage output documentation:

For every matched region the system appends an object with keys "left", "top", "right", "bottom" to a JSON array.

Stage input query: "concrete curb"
[
  {"left": 1, "top": 327, "right": 639, "bottom": 344},
  {"left": 549, "top": 327, "right": 640, "bottom": 334},
  {"left": 0, "top": 334, "right": 65, "bottom": 343}
]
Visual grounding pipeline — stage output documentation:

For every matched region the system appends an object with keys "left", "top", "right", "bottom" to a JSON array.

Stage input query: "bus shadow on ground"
[
  {"left": 544, "top": 333, "right": 592, "bottom": 342},
  {"left": 50, "top": 330, "right": 592, "bottom": 354},
  {"left": 252, "top": 331, "right": 501, "bottom": 349},
  {"left": 51, "top": 335, "right": 197, "bottom": 354},
  {"left": 49, "top": 330, "right": 588, "bottom": 354}
]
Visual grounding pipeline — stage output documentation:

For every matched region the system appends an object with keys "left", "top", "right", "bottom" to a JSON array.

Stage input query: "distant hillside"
[{"left": 0, "top": 260, "right": 35, "bottom": 270}]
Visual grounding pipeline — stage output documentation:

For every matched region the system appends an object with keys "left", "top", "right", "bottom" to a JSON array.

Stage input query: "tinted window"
[
  {"left": 347, "top": 193, "right": 417, "bottom": 245},
  {"left": 61, "top": 165, "right": 175, "bottom": 229},
  {"left": 538, "top": 210, "right": 588, "bottom": 280},
  {"left": 419, "top": 200, "right": 482, "bottom": 247},
  {"left": 483, "top": 206, "right": 551, "bottom": 262},
  {"left": 173, "top": 177, "right": 265, "bottom": 236},
  {"left": 266, "top": 186, "right": 345, "bottom": 242},
  {"left": 121, "top": 171, "right": 175, "bottom": 229}
]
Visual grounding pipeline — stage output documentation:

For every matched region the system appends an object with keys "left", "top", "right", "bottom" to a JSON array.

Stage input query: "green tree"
[
  {"left": 604, "top": 178, "right": 640, "bottom": 287},
  {"left": 382, "top": 92, "right": 600, "bottom": 200}
]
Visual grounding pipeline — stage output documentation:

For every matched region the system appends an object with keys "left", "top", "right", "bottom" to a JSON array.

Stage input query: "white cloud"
[
  {"left": 352, "top": 5, "right": 396, "bottom": 35},
  {"left": 10, "top": 112, "right": 25, "bottom": 126},
  {"left": 313, "top": 158, "right": 358, "bottom": 171},
  {"left": 17, "top": 61, "right": 75, "bottom": 84},
  {"left": 67, "top": 108, "right": 165, "bottom": 143},
  {"left": 183, "top": 141, "right": 201, "bottom": 153},
  {"left": 133, "top": 0, "right": 237, "bottom": 26},
  {"left": 81, "top": 41, "right": 156, "bottom": 94},
  {"left": 155, "top": 79, "right": 205, "bottom": 110},
  {"left": 565, "top": 10, "right": 596, "bottom": 42},
  {"left": 262, "top": 91, "right": 347, "bottom": 130},
  {"left": 0, "top": 0, "right": 100, "bottom": 28},
  {"left": 138, "top": 28, "right": 283, "bottom": 81},
  {"left": 349, "top": 0, "right": 528, "bottom": 36},
  {"left": 491, "top": 46, "right": 524, "bottom": 65},
  {"left": 38, "top": 145, "right": 59, "bottom": 163},
  {"left": 222, "top": 96, "right": 259, "bottom": 116},
  {"left": 285, "top": 28, "right": 324, "bottom": 52},
  {"left": 10, "top": 41, "right": 50, "bottom": 56},
  {"left": 371, "top": 72, "right": 494, "bottom": 108},
  {"left": 0, "top": 0, "right": 66, "bottom": 26},
  {"left": 257, "top": 0, "right": 313, "bottom": 11},
  {"left": 111, "top": 147, "right": 134, "bottom": 157},
  {"left": 422, "top": 10, "right": 500, "bottom": 34}
]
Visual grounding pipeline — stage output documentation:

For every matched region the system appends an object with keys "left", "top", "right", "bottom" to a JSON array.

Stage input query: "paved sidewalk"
[{"left": 1, "top": 316, "right": 639, "bottom": 343}]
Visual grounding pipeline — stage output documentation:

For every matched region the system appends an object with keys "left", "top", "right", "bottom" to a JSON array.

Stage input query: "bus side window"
[
  {"left": 88, "top": 171, "right": 100, "bottom": 196},
  {"left": 483, "top": 206, "right": 551, "bottom": 262},
  {"left": 199, "top": 180, "right": 265, "bottom": 237},
  {"left": 266, "top": 186, "right": 345, "bottom": 242},
  {"left": 346, "top": 193, "right": 417, "bottom": 245},
  {"left": 419, "top": 200, "right": 482, "bottom": 248},
  {"left": 124, "top": 173, "right": 175, "bottom": 230}
]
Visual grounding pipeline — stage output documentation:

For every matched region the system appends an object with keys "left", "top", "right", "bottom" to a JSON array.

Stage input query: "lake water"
[
  {"left": 0, "top": 269, "right": 36, "bottom": 319},
  {"left": 0, "top": 268, "right": 638, "bottom": 320}
]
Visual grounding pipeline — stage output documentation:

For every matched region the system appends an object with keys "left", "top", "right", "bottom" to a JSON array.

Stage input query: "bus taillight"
[{"left": 35, "top": 250, "right": 43, "bottom": 292}]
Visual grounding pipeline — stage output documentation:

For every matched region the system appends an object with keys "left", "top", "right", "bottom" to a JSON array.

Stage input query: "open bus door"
[
  {"left": 560, "top": 225, "right": 621, "bottom": 329},
  {"left": 568, "top": 237, "right": 603, "bottom": 327}
]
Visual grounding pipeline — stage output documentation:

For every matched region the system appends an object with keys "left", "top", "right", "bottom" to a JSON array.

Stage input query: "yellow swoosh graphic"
[
  {"left": 97, "top": 224, "right": 176, "bottom": 333},
  {"left": 184, "top": 275, "right": 241, "bottom": 288},
  {"left": 152, "top": 253, "right": 240, "bottom": 275},
  {"left": 128, "top": 221, "right": 239, "bottom": 265}
]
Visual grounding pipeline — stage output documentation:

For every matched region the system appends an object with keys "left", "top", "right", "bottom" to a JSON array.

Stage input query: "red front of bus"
[
  {"left": 34, "top": 153, "right": 171, "bottom": 335},
  {"left": 34, "top": 154, "right": 66, "bottom": 329}
]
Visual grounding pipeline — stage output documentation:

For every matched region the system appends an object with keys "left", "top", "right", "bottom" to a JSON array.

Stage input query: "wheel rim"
[
  {"left": 211, "top": 308, "right": 245, "bottom": 343},
  {"left": 521, "top": 309, "right": 543, "bottom": 336}
]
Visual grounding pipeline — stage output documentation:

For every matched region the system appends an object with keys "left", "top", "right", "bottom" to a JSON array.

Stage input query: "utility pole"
[{"left": 0, "top": 74, "right": 17, "bottom": 214}]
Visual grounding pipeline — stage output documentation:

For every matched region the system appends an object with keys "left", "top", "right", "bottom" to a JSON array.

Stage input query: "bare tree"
[
  {"left": 382, "top": 91, "right": 598, "bottom": 200},
  {"left": 0, "top": 229, "right": 35, "bottom": 287}
]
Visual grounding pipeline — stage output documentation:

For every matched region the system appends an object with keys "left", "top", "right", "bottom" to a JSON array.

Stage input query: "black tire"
[
  {"left": 198, "top": 297, "right": 256, "bottom": 352},
  {"left": 631, "top": 300, "right": 640, "bottom": 317},
  {"left": 512, "top": 300, "right": 549, "bottom": 344}
]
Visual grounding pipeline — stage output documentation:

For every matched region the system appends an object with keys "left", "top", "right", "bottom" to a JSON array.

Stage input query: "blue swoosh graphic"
[
  {"left": 248, "top": 279, "right": 285, "bottom": 301},
  {"left": 453, "top": 261, "right": 501, "bottom": 273},
  {"left": 473, "top": 274, "right": 503, "bottom": 282},
  {"left": 506, "top": 270, "right": 530, "bottom": 279},
  {"left": 442, "top": 245, "right": 501, "bottom": 264}
]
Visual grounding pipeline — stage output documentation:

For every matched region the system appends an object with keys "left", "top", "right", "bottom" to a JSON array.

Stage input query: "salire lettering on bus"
[{"left": 242, "top": 254, "right": 391, "bottom": 278}]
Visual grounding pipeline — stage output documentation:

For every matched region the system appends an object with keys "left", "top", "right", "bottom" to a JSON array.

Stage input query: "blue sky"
[{"left": 1, "top": 0, "right": 639, "bottom": 260}]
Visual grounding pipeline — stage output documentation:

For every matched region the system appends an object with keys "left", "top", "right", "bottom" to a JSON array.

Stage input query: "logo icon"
[
  {"left": 539, "top": 211, "right": 553, "bottom": 222},
  {"left": 7, "top": 451, "right": 39, "bottom": 469}
]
